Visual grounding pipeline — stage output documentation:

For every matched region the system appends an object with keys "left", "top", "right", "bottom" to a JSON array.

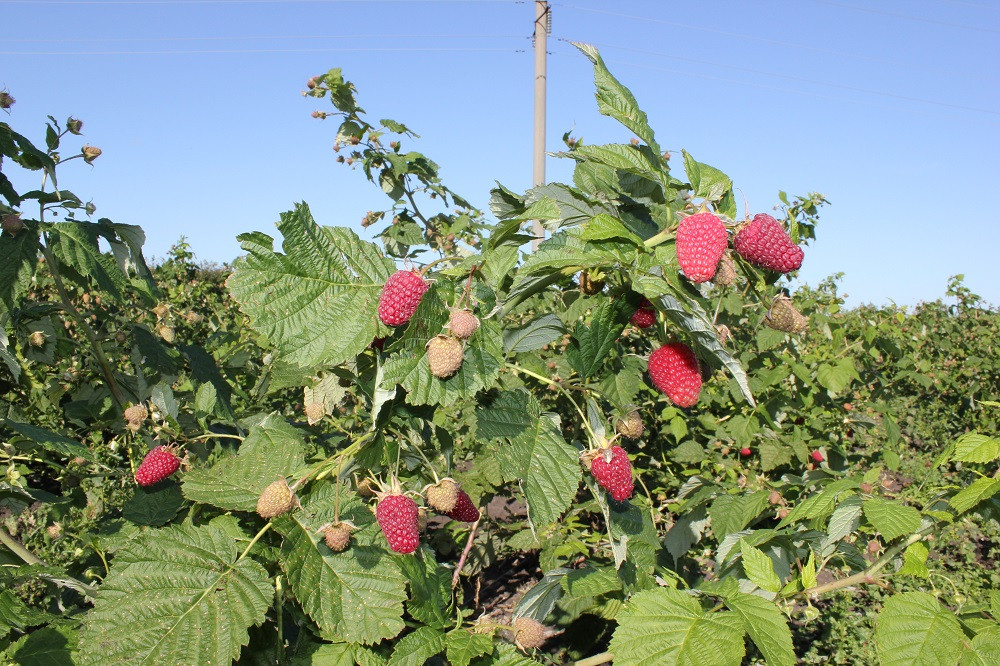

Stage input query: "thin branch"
[{"left": 451, "top": 514, "right": 483, "bottom": 590}]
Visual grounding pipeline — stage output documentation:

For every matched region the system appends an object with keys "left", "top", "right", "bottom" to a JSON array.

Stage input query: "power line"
[
  {"left": 560, "top": 40, "right": 999, "bottom": 117},
  {"left": 6, "top": 33, "right": 524, "bottom": 43},
  {"left": 1, "top": 46, "right": 523, "bottom": 55},
  {"left": 0, "top": 0, "right": 517, "bottom": 4}
]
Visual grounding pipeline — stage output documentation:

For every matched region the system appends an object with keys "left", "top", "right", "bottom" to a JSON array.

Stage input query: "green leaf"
[
  {"left": 567, "top": 144, "right": 662, "bottom": 181},
  {"left": 48, "top": 222, "right": 132, "bottom": 303},
  {"left": 950, "top": 477, "right": 1000, "bottom": 514},
  {"left": 862, "top": 498, "right": 922, "bottom": 541},
  {"left": 227, "top": 204, "right": 395, "bottom": 373},
  {"left": 739, "top": 541, "right": 782, "bottom": 593},
  {"left": 388, "top": 626, "right": 446, "bottom": 666},
  {"left": 77, "top": 523, "right": 272, "bottom": 666},
  {"left": 821, "top": 495, "right": 863, "bottom": 556},
  {"left": 478, "top": 391, "right": 582, "bottom": 528},
  {"left": 572, "top": 43, "right": 660, "bottom": 155},
  {"left": 1, "top": 419, "right": 96, "bottom": 462},
  {"left": 681, "top": 150, "right": 734, "bottom": 206},
  {"left": 801, "top": 550, "right": 818, "bottom": 590},
  {"left": 963, "top": 626, "right": 1000, "bottom": 666},
  {"left": 3, "top": 624, "right": 76, "bottom": 666},
  {"left": 397, "top": 550, "right": 453, "bottom": 629},
  {"left": 609, "top": 588, "right": 745, "bottom": 666},
  {"left": 274, "top": 484, "right": 407, "bottom": 645},
  {"left": 874, "top": 592, "right": 965, "bottom": 666},
  {"left": 567, "top": 298, "right": 628, "bottom": 378},
  {"left": 580, "top": 213, "right": 645, "bottom": 246},
  {"left": 471, "top": 643, "right": 542, "bottom": 665},
  {"left": 503, "top": 314, "right": 564, "bottom": 354},
  {"left": 0, "top": 589, "right": 52, "bottom": 637},
  {"left": 122, "top": 483, "right": 184, "bottom": 526},
  {"left": 0, "top": 222, "right": 39, "bottom": 316},
  {"left": 182, "top": 414, "right": 306, "bottom": 511},
  {"left": 562, "top": 566, "right": 622, "bottom": 598},
  {"left": 897, "top": 542, "right": 930, "bottom": 578},
  {"left": 816, "top": 358, "right": 859, "bottom": 394},
  {"left": 952, "top": 433, "right": 1000, "bottom": 464},
  {"left": 381, "top": 289, "right": 504, "bottom": 407},
  {"left": 723, "top": 591, "right": 795, "bottom": 666},
  {"left": 710, "top": 492, "right": 768, "bottom": 538},
  {"left": 514, "top": 568, "right": 570, "bottom": 622},
  {"left": 445, "top": 628, "right": 493, "bottom": 666}
]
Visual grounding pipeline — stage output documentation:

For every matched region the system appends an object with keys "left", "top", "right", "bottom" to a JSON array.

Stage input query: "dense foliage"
[{"left": 1, "top": 47, "right": 998, "bottom": 665}]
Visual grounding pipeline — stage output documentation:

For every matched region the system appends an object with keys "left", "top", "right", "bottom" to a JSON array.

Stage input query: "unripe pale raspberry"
[
  {"left": 28, "top": 331, "right": 46, "bottom": 348},
  {"left": 426, "top": 335, "right": 463, "bottom": 379},
  {"left": 67, "top": 117, "right": 84, "bottom": 134},
  {"left": 578, "top": 271, "right": 606, "bottom": 295},
  {"left": 158, "top": 325, "right": 176, "bottom": 343},
  {"left": 0, "top": 92, "right": 14, "bottom": 110},
  {"left": 375, "top": 493, "right": 420, "bottom": 554},
  {"left": 304, "top": 402, "right": 325, "bottom": 425},
  {"left": 378, "top": 270, "right": 428, "bottom": 326},
  {"left": 629, "top": 297, "right": 656, "bottom": 329},
  {"left": 648, "top": 343, "right": 702, "bottom": 408},
  {"left": 81, "top": 145, "right": 102, "bottom": 164},
  {"left": 425, "top": 478, "right": 459, "bottom": 513},
  {"left": 589, "top": 445, "right": 634, "bottom": 502},
  {"left": 676, "top": 212, "right": 728, "bottom": 282},
  {"left": 733, "top": 213, "right": 803, "bottom": 273},
  {"left": 765, "top": 296, "right": 807, "bottom": 333},
  {"left": 256, "top": 478, "right": 296, "bottom": 519},
  {"left": 124, "top": 403, "right": 148, "bottom": 432},
  {"left": 447, "top": 308, "right": 480, "bottom": 340},
  {"left": 713, "top": 251, "right": 737, "bottom": 286},
  {"left": 322, "top": 522, "right": 354, "bottom": 552},
  {"left": 134, "top": 445, "right": 181, "bottom": 486},
  {"left": 2, "top": 213, "right": 24, "bottom": 235},
  {"left": 512, "top": 617, "right": 547, "bottom": 650},
  {"left": 615, "top": 411, "right": 644, "bottom": 439},
  {"left": 446, "top": 489, "right": 480, "bottom": 522}
]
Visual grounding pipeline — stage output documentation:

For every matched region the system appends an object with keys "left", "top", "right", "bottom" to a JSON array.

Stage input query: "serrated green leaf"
[
  {"left": 609, "top": 588, "right": 745, "bottom": 666},
  {"left": 710, "top": 492, "right": 768, "bottom": 538},
  {"left": 0, "top": 222, "right": 39, "bottom": 316},
  {"left": 48, "top": 221, "right": 131, "bottom": 303},
  {"left": 566, "top": 144, "right": 662, "bottom": 181},
  {"left": 898, "top": 542, "right": 930, "bottom": 578},
  {"left": 3, "top": 624, "right": 76, "bottom": 666},
  {"left": 681, "top": 150, "right": 733, "bottom": 205},
  {"left": 122, "top": 483, "right": 184, "bottom": 526},
  {"left": 874, "top": 591, "right": 965, "bottom": 666},
  {"left": 724, "top": 591, "right": 795, "bottom": 666},
  {"left": 514, "top": 568, "right": 569, "bottom": 622},
  {"left": 182, "top": 414, "right": 305, "bottom": 511},
  {"left": 397, "top": 550, "right": 453, "bottom": 629},
  {"left": 77, "top": 523, "right": 272, "bottom": 666},
  {"left": 503, "top": 314, "right": 564, "bottom": 354},
  {"left": 227, "top": 204, "right": 395, "bottom": 372},
  {"left": 740, "top": 541, "right": 782, "bottom": 593},
  {"left": 445, "top": 628, "right": 493, "bottom": 666},
  {"left": 816, "top": 358, "right": 859, "bottom": 394},
  {"left": 863, "top": 498, "right": 922, "bottom": 542},
  {"left": 801, "top": 550, "right": 817, "bottom": 590},
  {"left": 1, "top": 419, "right": 96, "bottom": 462},
  {"left": 562, "top": 566, "right": 622, "bottom": 598},
  {"left": 275, "top": 484, "right": 406, "bottom": 645},
  {"left": 580, "top": 213, "right": 644, "bottom": 246},
  {"left": 951, "top": 477, "right": 1000, "bottom": 514},
  {"left": 388, "top": 626, "right": 446, "bottom": 666},
  {"left": 821, "top": 495, "right": 863, "bottom": 556},
  {"left": 470, "top": 642, "right": 542, "bottom": 665},
  {"left": 567, "top": 298, "right": 628, "bottom": 378},
  {"left": 0, "top": 589, "right": 52, "bottom": 637},
  {"left": 599, "top": 356, "right": 644, "bottom": 410},
  {"left": 952, "top": 433, "right": 1000, "bottom": 464},
  {"left": 963, "top": 626, "right": 1000, "bottom": 666}
]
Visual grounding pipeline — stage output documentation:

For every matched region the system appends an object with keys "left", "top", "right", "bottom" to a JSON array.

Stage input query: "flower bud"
[
  {"left": 28, "top": 331, "right": 46, "bottom": 348},
  {"left": 67, "top": 117, "right": 84, "bottom": 134},
  {"left": 0, "top": 92, "right": 14, "bottom": 110},
  {"left": 1, "top": 213, "right": 24, "bottom": 235},
  {"left": 81, "top": 145, "right": 102, "bottom": 163},
  {"left": 307, "top": 76, "right": 319, "bottom": 89}
]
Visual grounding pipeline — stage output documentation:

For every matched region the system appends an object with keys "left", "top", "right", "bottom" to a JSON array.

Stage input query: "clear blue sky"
[{"left": 3, "top": 0, "right": 998, "bottom": 307}]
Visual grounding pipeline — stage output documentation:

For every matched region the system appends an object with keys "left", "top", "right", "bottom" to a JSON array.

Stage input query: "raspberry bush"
[{"left": 1, "top": 44, "right": 998, "bottom": 665}]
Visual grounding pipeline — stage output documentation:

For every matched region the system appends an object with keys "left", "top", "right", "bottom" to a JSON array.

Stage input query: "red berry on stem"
[
  {"left": 446, "top": 490, "right": 480, "bottom": 522},
  {"left": 134, "top": 446, "right": 180, "bottom": 486},
  {"left": 375, "top": 493, "right": 420, "bottom": 554},
  {"left": 733, "top": 213, "right": 803, "bottom": 273},
  {"left": 740, "top": 447, "right": 752, "bottom": 457},
  {"left": 377, "top": 270, "right": 428, "bottom": 326},
  {"left": 676, "top": 212, "right": 729, "bottom": 283},
  {"left": 811, "top": 450, "right": 824, "bottom": 463},
  {"left": 630, "top": 298, "right": 656, "bottom": 329},
  {"left": 648, "top": 343, "right": 702, "bottom": 407},
  {"left": 590, "top": 445, "right": 635, "bottom": 502}
]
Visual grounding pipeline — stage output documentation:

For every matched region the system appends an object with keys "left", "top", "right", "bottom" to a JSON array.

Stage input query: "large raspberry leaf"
[
  {"left": 273, "top": 483, "right": 407, "bottom": 645},
  {"left": 0, "top": 221, "right": 39, "bottom": 318},
  {"left": 182, "top": 413, "right": 305, "bottom": 511},
  {"left": 608, "top": 588, "right": 745, "bottom": 666},
  {"left": 227, "top": 202, "right": 395, "bottom": 380},
  {"left": 874, "top": 592, "right": 966, "bottom": 666},
  {"left": 76, "top": 523, "right": 272, "bottom": 666},
  {"left": 477, "top": 390, "right": 581, "bottom": 528},
  {"left": 722, "top": 591, "right": 795, "bottom": 666}
]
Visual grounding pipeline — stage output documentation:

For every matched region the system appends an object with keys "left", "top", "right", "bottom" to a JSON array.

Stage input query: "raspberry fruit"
[
  {"left": 375, "top": 492, "right": 420, "bottom": 554},
  {"left": 578, "top": 271, "right": 606, "bottom": 295},
  {"left": 733, "top": 213, "right": 803, "bottom": 273},
  {"left": 676, "top": 212, "right": 729, "bottom": 283},
  {"left": 425, "top": 478, "right": 459, "bottom": 513},
  {"left": 648, "top": 343, "right": 702, "bottom": 408},
  {"left": 811, "top": 450, "right": 824, "bottom": 463},
  {"left": 1, "top": 213, "right": 24, "bottom": 236},
  {"left": 134, "top": 445, "right": 180, "bottom": 486},
  {"left": 322, "top": 521, "right": 354, "bottom": 552},
  {"left": 713, "top": 251, "right": 737, "bottom": 286},
  {"left": 629, "top": 297, "right": 656, "bottom": 329},
  {"left": 28, "top": 331, "right": 46, "bottom": 348},
  {"left": 512, "top": 617, "right": 546, "bottom": 650},
  {"left": 615, "top": 410, "right": 644, "bottom": 439},
  {"left": 446, "top": 490, "right": 480, "bottom": 522},
  {"left": 124, "top": 403, "right": 148, "bottom": 432},
  {"left": 447, "top": 308, "right": 480, "bottom": 340},
  {"left": 426, "top": 335, "right": 463, "bottom": 379},
  {"left": 304, "top": 402, "right": 325, "bottom": 425},
  {"left": 378, "top": 270, "right": 428, "bottom": 326},
  {"left": 588, "top": 445, "right": 634, "bottom": 502},
  {"left": 768, "top": 490, "right": 783, "bottom": 505},
  {"left": 740, "top": 447, "right": 752, "bottom": 457},
  {"left": 256, "top": 478, "right": 296, "bottom": 519},
  {"left": 765, "top": 296, "right": 807, "bottom": 333}
]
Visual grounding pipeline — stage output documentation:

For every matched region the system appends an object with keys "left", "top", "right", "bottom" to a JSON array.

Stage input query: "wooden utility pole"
[{"left": 532, "top": 0, "right": 549, "bottom": 251}]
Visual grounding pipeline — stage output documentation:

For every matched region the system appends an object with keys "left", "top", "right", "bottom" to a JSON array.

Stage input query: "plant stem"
[
  {"left": 237, "top": 522, "right": 273, "bottom": 562},
  {"left": 0, "top": 527, "right": 43, "bottom": 565},
  {"left": 643, "top": 227, "right": 673, "bottom": 249},
  {"left": 575, "top": 651, "right": 613, "bottom": 666},
  {"left": 451, "top": 514, "right": 483, "bottom": 590},
  {"left": 507, "top": 364, "right": 599, "bottom": 444},
  {"left": 799, "top": 529, "right": 929, "bottom": 598}
]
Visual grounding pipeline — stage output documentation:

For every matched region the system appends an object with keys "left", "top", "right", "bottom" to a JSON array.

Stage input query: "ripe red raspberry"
[
  {"left": 134, "top": 446, "right": 180, "bottom": 486},
  {"left": 648, "top": 343, "right": 701, "bottom": 408},
  {"left": 375, "top": 493, "right": 420, "bottom": 554},
  {"left": 446, "top": 489, "right": 480, "bottom": 522},
  {"left": 676, "top": 212, "right": 728, "bottom": 283},
  {"left": 733, "top": 213, "right": 803, "bottom": 273},
  {"left": 377, "top": 270, "right": 428, "bottom": 326},
  {"left": 629, "top": 297, "right": 656, "bottom": 329},
  {"left": 811, "top": 450, "right": 824, "bottom": 463},
  {"left": 740, "top": 447, "right": 752, "bottom": 457},
  {"left": 589, "top": 445, "right": 634, "bottom": 502}
]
